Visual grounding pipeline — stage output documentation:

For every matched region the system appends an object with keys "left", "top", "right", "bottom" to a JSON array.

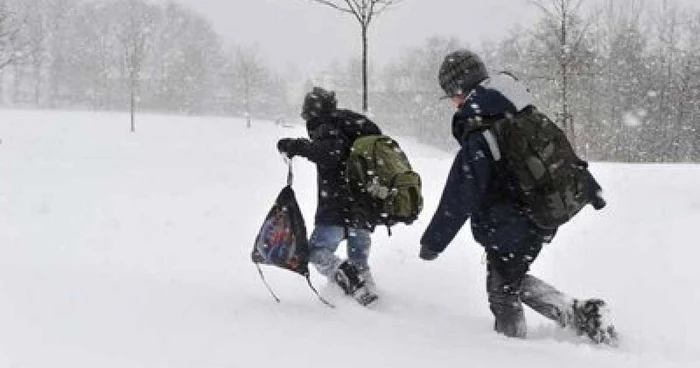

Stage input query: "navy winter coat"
[{"left": 420, "top": 73, "right": 558, "bottom": 255}]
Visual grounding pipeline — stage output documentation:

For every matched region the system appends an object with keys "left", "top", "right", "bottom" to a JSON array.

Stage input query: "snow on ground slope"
[{"left": 0, "top": 109, "right": 698, "bottom": 368}]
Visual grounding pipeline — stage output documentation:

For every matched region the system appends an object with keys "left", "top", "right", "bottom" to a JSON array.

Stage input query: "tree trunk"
[
  {"left": 13, "top": 63, "right": 21, "bottom": 104},
  {"left": 559, "top": 7, "right": 576, "bottom": 151},
  {"left": 361, "top": 26, "right": 368, "bottom": 113},
  {"left": 130, "top": 78, "right": 136, "bottom": 133},
  {"left": 245, "top": 75, "right": 251, "bottom": 128},
  {"left": 0, "top": 70, "right": 5, "bottom": 105},
  {"left": 34, "top": 60, "right": 41, "bottom": 106}
]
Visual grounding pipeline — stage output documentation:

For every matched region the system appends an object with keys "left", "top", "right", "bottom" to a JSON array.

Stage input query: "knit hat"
[
  {"left": 438, "top": 49, "right": 489, "bottom": 98},
  {"left": 301, "top": 87, "right": 337, "bottom": 120}
]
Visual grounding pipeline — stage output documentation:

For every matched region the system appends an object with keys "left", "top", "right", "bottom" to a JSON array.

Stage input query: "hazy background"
[
  {"left": 2, "top": 0, "right": 700, "bottom": 162},
  {"left": 167, "top": 0, "right": 540, "bottom": 75},
  {"left": 169, "top": 0, "right": 698, "bottom": 76}
]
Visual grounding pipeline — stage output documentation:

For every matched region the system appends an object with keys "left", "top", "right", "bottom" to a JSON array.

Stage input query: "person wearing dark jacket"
[
  {"left": 419, "top": 49, "right": 617, "bottom": 344},
  {"left": 277, "top": 87, "right": 381, "bottom": 306}
]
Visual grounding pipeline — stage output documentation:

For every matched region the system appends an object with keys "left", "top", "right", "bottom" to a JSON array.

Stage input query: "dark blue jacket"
[{"left": 420, "top": 73, "right": 557, "bottom": 255}]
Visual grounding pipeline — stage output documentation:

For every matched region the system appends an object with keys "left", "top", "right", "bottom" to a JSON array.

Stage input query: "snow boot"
[
  {"left": 360, "top": 270, "right": 377, "bottom": 295},
  {"left": 334, "top": 260, "right": 364, "bottom": 295},
  {"left": 334, "top": 261, "right": 378, "bottom": 306},
  {"left": 572, "top": 298, "right": 618, "bottom": 345}
]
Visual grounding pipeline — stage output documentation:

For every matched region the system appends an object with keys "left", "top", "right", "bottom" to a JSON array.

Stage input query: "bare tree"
[
  {"left": 594, "top": 0, "right": 648, "bottom": 162},
  {"left": 112, "top": 0, "right": 156, "bottom": 133},
  {"left": 0, "top": 0, "right": 28, "bottom": 103},
  {"left": 24, "top": 0, "right": 49, "bottom": 106},
  {"left": 530, "top": 0, "right": 592, "bottom": 149},
  {"left": 232, "top": 45, "right": 267, "bottom": 128},
  {"left": 309, "top": 0, "right": 402, "bottom": 113},
  {"left": 680, "top": 9, "right": 700, "bottom": 161},
  {"left": 652, "top": 0, "right": 685, "bottom": 161},
  {"left": 44, "top": 0, "right": 78, "bottom": 108},
  {"left": 149, "top": 2, "right": 224, "bottom": 115},
  {"left": 0, "top": 1, "right": 24, "bottom": 70}
]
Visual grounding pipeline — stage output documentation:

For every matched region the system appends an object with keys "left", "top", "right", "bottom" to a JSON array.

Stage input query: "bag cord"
[
  {"left": 305, "top": 275, "right": 335, "bottom": 308},
  {"left": 255, "top": 263, "right": 335, "bottom": 308},
  {"left": 287, "top": 159, "right": 294, "bottom": 186},
  {"left": 255, "top": 263, "right": 281, "bottom": 303}
]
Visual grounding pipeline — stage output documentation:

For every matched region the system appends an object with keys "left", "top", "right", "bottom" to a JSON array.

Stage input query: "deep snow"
[{"left": 1, "top": 109, "right": 698, "bottom": 367}]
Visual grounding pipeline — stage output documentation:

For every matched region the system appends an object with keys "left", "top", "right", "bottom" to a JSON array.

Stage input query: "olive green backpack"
[{"left": 346, "top": 135, "right": 423, "bottom": 229}]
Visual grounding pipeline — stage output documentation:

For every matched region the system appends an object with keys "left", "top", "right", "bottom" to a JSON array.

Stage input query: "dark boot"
[
  {"left": 571, "top": 298, "right": 618, "bottom": 345},
  {"left": 334, "top": 260, "right": 365, "bottom": 296},
  {"left": 521, "top": 276, "right": 618, "bottom": 345},
  {"left": 333, "top": 261, "right": 378, "bottom": 306}
]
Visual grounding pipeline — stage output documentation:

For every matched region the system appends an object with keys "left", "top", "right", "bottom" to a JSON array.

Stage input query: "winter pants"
[
  {"left": 486, "top": 244, "right": 574, "bottom": 338},
  {"left": 308, "top": 225, "right": 371, "bottom": 279}
]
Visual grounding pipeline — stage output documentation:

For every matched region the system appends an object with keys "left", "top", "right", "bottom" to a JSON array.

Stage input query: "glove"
[
  {"left": 591, "top": 190, "right": 606, "bottom": 210},
  {"left": 277, "top": 138, "right": 304, "bottom": 158},
  {"left": 419, "top": 246, "right": 439, "bottom": 261}
]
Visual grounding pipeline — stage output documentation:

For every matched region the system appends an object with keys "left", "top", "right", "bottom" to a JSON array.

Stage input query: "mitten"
[
  {"left": 277, "top": 138, "right": 305, "bottom": 158},
  {"left": 419, "top": 246, "right": 439, "bottom": 261},
  {"left": 592, "top": 190, "right": 606, "bottom": 210}
]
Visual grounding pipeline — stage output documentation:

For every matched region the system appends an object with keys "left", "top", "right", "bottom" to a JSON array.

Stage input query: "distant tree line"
[
  {"left": 0, "top": 0, "right": 290, "bottom": 123},
  {"left": 1, "top": 0, "right": 699, "bottom": 162},
  {"left": 487, "top": 0, "right": 700, "bottom": 163},
  {"left": 327, "top": 0, "right": 700, "bottom": 162}
]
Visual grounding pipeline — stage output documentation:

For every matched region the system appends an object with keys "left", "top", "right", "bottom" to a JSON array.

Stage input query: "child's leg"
[
  {"left": 486, "top": 241, "right": 543, "bottom": 338},
  {"left": 346, "top": 228, "right": 371, "bottom": 272},
  {"left": 521, "top": 275, "right": 575, "bottom": 327},
  {"left": 346, "top": 228, "right": 374, "bottom": 291},
  {"left": 308, "top": 225, "right": 346, "bottom": 278}
]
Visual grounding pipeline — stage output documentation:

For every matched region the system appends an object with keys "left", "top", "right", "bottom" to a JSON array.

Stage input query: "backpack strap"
[{"left": 482, "top": 129, "right": 502, "bottom": 162}]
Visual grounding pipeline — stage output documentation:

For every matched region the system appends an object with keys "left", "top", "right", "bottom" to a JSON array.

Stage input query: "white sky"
[
  {"left": 170, "top": 0, "right": 699, "bottom": 77},
  {"left": 168, "top": 0, "right": 538, "bottom": 74}
]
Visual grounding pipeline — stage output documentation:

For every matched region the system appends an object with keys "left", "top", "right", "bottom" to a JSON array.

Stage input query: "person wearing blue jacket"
[{"left": 419, "top": 49, "right": 616, "bottom": 344}]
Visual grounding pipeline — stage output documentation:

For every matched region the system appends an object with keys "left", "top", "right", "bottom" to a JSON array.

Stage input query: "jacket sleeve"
[
  {"left": 584, "top": 168, "right": 606, "bottom": 209},
  {"left": 294, "top": 127, "right": 349, "bottom": 167},
  {"left": 420, "top": 136, "right": 493, "bottom": 254}
]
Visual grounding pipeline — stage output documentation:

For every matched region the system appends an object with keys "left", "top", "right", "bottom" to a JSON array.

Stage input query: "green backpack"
[
  {"left": 346, "top": 135, "right": 423, "bottom": 227},
  {"left": 483, "top": 107, "right": 594, "bottom": 229}
]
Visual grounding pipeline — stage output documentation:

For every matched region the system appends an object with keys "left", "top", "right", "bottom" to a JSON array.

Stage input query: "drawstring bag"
[{"left": 251, "top": 160, "right": 332, "bottom": 307}]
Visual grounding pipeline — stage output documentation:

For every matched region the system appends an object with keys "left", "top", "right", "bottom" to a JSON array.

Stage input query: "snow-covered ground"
[{"left": 1, "top": 109, "right": 698, "bottom": 368}]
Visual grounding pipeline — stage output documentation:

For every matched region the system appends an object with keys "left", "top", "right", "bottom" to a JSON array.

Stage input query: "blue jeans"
[{"left": 308, "top": 225, "right": 371, "bottom": 278}]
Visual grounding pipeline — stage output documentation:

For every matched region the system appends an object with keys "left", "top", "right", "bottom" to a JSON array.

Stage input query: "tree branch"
[
  {"left": 310, "top": 0, "right": 402, "bottom": 26},
  {"left": 372, "top": 0, "right": 402, "bottom": 18},
  {"left": 345, "top": 0, "right": 364, "bottom": 24},
  {"left": 530, "top": 0, "right": 557, "bottom": 21},
  {"left": 310, "top": 0, "right": 355, "bottom": 15}
]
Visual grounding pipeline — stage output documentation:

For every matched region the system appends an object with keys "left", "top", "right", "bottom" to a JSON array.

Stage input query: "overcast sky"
[{"left": 170, "top": 0, "right": 699, "bottom": 77}]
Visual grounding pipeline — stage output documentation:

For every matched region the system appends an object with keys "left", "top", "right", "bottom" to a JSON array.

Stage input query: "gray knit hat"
[{"left": 438, "top": 49, "right": 489, "bottom": 98}]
